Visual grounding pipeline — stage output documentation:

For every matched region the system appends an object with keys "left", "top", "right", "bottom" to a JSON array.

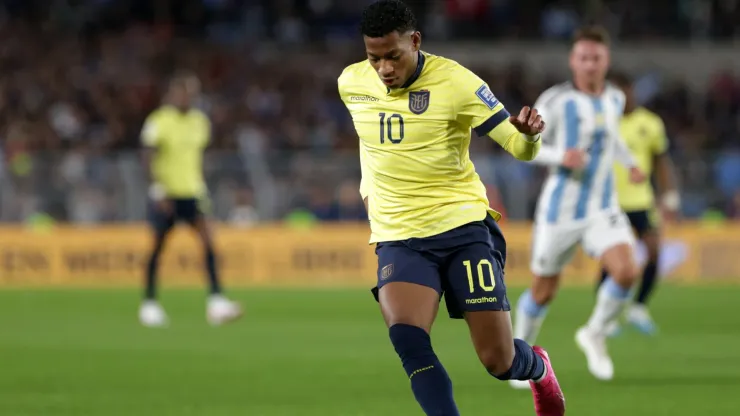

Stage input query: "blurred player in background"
[
  {"left": 596, "top": 72, "right": 680, "bottom": 335},
  {"left": 139, "top": 71, "right": 242, "bottom": 327},
  {"left": 511, "top": 26, "right": 645, "bottom": 385},
  {"left": 338, "top": 1, "right": 564, "bottom": 415}
]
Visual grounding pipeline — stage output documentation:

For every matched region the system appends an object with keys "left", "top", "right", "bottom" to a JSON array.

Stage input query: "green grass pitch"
[{"left": 1, "top": 285, "right": 739, "bottom": 415}]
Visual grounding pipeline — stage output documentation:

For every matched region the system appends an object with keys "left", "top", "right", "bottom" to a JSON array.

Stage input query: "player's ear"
[{"left": 410, "top": 31, "right": 421, "bottom": 52}]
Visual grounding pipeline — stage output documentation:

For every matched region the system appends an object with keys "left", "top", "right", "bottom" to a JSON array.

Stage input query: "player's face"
[
  {"left": 171, "top": 77, "right": 201, "bottom": 109},
  {"left": 569, "top": 40, "right": 610, "bottom": 87},
  {"left": 364, "top": 31, "right": 421, "bottom": 89}
]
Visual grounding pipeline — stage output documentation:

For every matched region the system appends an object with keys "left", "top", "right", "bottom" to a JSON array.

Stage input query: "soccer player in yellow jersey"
[
  {"left": 338, "top": 2, "right": 564, "bottom": 415},
  {"left": 138, "top": 71, "right": 242, "bottom": 328},
  {"left": 597, "top": 72, "right": 680, "bottom": 335}
]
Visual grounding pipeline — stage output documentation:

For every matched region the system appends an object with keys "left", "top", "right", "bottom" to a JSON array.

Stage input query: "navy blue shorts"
[
  {"left": 625, "top": 209, "right": 656, "bottom": 238},
  {"left": 148, "top": 198, "right": 204, "bottom": 234},
  {"left": 372, "top": 215, "right": 510, "bottom": 319}
]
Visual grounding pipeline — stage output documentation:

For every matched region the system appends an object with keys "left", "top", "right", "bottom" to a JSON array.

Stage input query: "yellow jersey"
[
  {"left": 141, "top": 105, "right": 210, "bottom": 198},
  {"left": 338, "top": 51, "right": 540, "bottom": 243},
  {"left": 614, "top": 107, "right": 668, "bottom": 211}
]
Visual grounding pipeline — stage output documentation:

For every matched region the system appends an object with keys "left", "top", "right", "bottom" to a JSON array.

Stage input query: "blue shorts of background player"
[{"left": 372, "top": 215, "right": 510, "bottom": 319}]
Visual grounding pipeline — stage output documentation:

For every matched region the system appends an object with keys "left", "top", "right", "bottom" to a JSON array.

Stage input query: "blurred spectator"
[{"left": 0, "top": 1, "right": 738, "bottom": 224}]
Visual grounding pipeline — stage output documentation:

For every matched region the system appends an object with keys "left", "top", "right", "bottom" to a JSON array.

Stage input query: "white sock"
[
  {"left": 514, "top": 290, "right": 548, "bottom": 345},
  {"left": 587, "top": 277, "right": 631, "bottom": 335},
  {"left": 534, "top": 365, "right": 548, "bottom": 383}
]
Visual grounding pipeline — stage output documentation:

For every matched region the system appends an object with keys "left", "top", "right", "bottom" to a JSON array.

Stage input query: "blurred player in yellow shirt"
[
  {"left": 597, "top": 72, "right": 680, "bottom": 335},
  {"left": 338, "top": 2, "right": 564, "bottom": 415},
  {"left": 138, "top": 71, "right": 242, "bottom": 328}
]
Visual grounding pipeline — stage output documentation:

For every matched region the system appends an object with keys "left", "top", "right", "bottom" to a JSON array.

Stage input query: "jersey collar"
[{"left": 387, "top": 51, "right": 425, "bottom": 94}]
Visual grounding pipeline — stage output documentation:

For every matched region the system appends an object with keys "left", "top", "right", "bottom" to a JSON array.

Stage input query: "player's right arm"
[
  {"left": 528, "top": 88, "right": 586, "bottom": 169},
  {"left": 453, "top": 66, "right": 541, "bottom": 161},
  {"left": 359, "top": 145, "right": 371, "bottom": 213},
  {"left": 140, "top": 110, "right": 168, "bottom": 204},
  {"left": 338, "top": 65, "right": 372, "bottom": 215}
]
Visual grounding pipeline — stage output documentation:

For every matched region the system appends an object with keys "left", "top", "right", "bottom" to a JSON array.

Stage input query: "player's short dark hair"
[
  {"left": 168, "top": 70, "right": 199, "bottom": 90},
  {"left": 360, "top": 0, "right": 417, "bottom": 38},
  {"left": 572, "top": 25, "right": 611, "bottom": 46},
  {"left": 610, "top": 71, "right": 633, "bottom": 88}
]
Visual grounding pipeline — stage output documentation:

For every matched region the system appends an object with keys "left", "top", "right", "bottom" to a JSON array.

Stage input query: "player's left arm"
[
  {"left": 454, "top": 69, "right": 542, "bottom": 161},
  {"left": 651, "top": 117, "right": 680, "bottom": 213},
  {"left": 140, "top": 111, "right": 167, "bottom": 201},
  {"left": 612, "top": 90, "right": 645, "bottom": 182},
  {"left": 613, "top": 132, "right": 647, "bottom": 183}
]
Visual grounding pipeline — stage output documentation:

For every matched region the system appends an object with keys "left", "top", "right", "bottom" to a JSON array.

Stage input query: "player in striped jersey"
[{"left": 511, "top": 26, "right": 646, "bottom": 386}]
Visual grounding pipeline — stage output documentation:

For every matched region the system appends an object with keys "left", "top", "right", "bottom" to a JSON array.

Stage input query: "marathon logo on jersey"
[
  {"left": 408, "top": 90, "right": 430, "bottom": 115},
  {"left": 475, "top": 84, "right": 499, "bottom": 110},
  {"left": 349, "top": 95, "right": 379, "bottom": 102}
]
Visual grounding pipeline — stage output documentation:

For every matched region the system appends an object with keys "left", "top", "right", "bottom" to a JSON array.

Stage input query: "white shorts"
[{"left": 530, "top": 209, "right": 636, "bottom": 276}]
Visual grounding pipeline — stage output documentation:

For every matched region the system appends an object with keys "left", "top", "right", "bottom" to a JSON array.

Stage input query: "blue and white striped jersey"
[{"left": 532, "top": 82, "right": 635, "bottom": 224}]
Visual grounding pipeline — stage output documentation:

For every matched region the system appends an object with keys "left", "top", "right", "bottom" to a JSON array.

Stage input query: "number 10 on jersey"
[{"left": 379, "top": 112, "right": 404, "bottom": 144}]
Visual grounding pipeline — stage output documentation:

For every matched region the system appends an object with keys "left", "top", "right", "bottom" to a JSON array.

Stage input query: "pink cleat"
[{"left": 530, "top": 346, "right": 565, "bottom": 416}]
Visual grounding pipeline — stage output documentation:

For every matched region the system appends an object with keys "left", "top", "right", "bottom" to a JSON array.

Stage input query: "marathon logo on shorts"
[
  {"left": 466, "top": 296, "right": 498, "bottom": 305},
  {"left": 475, "top": 84, "right": 499, "bottom": 110},
  {"left": 408, "top": 90, "right": 430, "bottom": 115},
  {"left": 381, "top": 264, "right": 394, "bottom": 280}
]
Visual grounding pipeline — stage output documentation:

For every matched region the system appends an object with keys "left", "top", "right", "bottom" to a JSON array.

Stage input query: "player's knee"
[
  {"left": 609, "top": 262, "right": 639, "bottom": 287},
  {"left": 478, "top": 344, "right": 515, "bottom": 377},
  {"left": 531, "top": 275, "right": 560, "bottom": 305},
  {"left": 388, "top": 324, "right": 432, "bottom": 358}
]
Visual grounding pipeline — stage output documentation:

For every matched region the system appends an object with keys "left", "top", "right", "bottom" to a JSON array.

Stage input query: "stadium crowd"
[{"left": 0, "top": 0, "right": 739, "bottom": 223}]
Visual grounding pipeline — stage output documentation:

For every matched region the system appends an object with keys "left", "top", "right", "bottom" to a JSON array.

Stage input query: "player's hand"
[
  {"left": 660, "top": 190, "right": 682, "bottom": 223},
  {"left": 629, "top": 167, "right": 647, "bottom": 184},
  {"left": 509, "top": 106, "right": 545, "bottom": 136},
  {"left": 562, "top": 149, "right": 587, "bottom": 169}
]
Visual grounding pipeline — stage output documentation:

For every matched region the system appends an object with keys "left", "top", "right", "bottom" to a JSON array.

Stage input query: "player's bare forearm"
[
  {"left": 363, "top": 197, "right": 368, "bottom": 213},
  {"left": 654, "top": 153, "right": 678, "bottom": 194},
  {"left": 654, "top": 153, "right": 680, "bottom": 214},
  {"left": 141, "top": 148, "right": 155, "bottom": 182},
  {"left": 614, "top": 136, "right": 637, "bottom": 168}
]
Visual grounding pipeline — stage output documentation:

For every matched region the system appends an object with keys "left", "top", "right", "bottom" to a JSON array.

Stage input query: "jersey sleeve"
[
  {"left": 650, "top": 116, "right": 669, "bottom": 155},
  {"left": 453, "top": 66, "right": 511, "bottom": 137},
  {"left": 337, "top": 66, "right": 353, "bottom": 106},
  {"left": 141, "top": 112, "right": 162, "bottom": 148},
  {"left": 529, "top": 90, "right": 567, "bottom": 166},
  {"left": 358, "top": 144, "right": 371, "bottom": 199}
]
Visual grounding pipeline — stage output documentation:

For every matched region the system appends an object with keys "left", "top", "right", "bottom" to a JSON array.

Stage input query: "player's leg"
[
  {"left": 577, "top": 211, "right": 639, "bottom": 380},
  {"left": 140, "top": 199, "right": 175, "bottom": 327},
  {"left": 594, "top": 210, "right": 645, "bottom": 336},
  {"left": 514, "top": 222, "right": 581, "bottom": 347},
  {"left": 186, "top": 199, "right": 242, "bottom": 325},
  {"left": 627, "top": 211, "right": 661, "bottom": 333},
  {"left": 596, "top": 267, "right": 609, "bottom": 292},
  {"left": 374, "top": 242, "right": 460, "bottom": 416},
  {"left": 446, "top": 218, "right": 564, "bottom": 415}
]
